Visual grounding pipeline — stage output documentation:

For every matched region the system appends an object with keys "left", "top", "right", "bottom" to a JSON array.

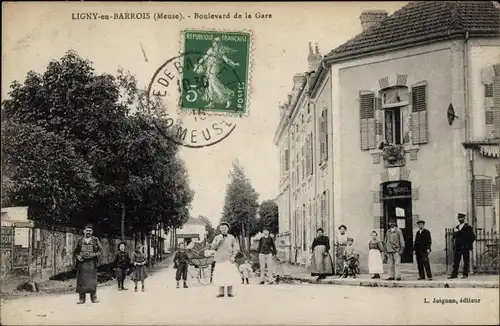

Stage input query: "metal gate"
[{"left": 445, "top": 228, "right": 499, "bottom": 274}]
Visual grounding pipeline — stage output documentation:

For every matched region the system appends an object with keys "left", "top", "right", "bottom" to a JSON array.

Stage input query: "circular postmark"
[{"left": 147, "top": 52, "right": 242, "bottom": 148}]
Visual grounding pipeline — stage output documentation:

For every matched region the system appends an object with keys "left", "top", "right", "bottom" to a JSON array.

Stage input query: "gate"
[{"left": 445, "top": 228, "right": 499, "bottom": 274}]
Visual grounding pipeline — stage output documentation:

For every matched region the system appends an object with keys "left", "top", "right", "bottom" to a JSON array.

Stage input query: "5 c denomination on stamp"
[{"left": 148, "top": 52, "right": 237, "bottom": 148}]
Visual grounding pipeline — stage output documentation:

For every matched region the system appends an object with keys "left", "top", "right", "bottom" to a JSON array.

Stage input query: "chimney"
[
  {"left": 307, "top": 42, "right": 322, "bottom": 72},
  {"left": 360, "top": 10, "right": 388, "bottom": 31},
  {"left": 293, "top": 73, "right": 307, "bottom": 91}
]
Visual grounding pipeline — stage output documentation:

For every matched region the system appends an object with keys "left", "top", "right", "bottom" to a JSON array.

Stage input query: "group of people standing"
[
  {"left": 308, "top": 213, "right": 476, "bottom": 281},
  {"left": 72, "top": 224, "right": 149, "bottom": 304}
]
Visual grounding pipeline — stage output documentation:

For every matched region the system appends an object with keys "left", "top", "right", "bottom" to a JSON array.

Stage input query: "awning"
[{"left": 480, "top": 145, "right": 499, "bottom": 158}]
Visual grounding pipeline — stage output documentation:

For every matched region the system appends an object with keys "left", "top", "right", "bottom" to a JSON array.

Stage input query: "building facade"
[{"left": 274, "top": 1, "right": 500, "bottom": 271}]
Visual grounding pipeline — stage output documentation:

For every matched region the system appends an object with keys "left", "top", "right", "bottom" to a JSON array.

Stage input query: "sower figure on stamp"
[
  {"left": 413, "top": 220, "right": 432, "bottom": 280},
  {"left": 210, "top": 222, "right": 240, "bottom": 298},
  {"left": 448, "top": 213, "right": 476, "bottom": 279},
  {"left": 73, "top": 224, "right": 103, "bottom": 304},
  {"left": 257, "top": 226, "right": 277, "bottom": 285}
]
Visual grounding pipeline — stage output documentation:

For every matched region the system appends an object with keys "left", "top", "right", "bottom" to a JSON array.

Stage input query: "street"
[{"left": 1, "top": 266, "right": 498, "bottom": 325}]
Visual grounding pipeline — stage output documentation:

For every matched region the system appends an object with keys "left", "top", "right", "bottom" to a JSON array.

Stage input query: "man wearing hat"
[
  {"left": 73, "top": 224, "right": 103, "bottom": 304},
  {"left": 448, "top": 213, "right": 476, "bottom": 279},
  {"left": 210, "top": 222, "right": 240, "bottom": 298},
  {"left": 257, "top": 226, "right": 277, "bottom": 284},
  {"left": 383, "top": 220, "right": 405, "bottom": 281},
  {"left": 413, "top": 220, "right": 432, "bottom": 280}
]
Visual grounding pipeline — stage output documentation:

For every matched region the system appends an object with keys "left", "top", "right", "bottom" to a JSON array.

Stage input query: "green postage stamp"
[{"left": 180, "top": 29, "right": 252, "bottom": 116}]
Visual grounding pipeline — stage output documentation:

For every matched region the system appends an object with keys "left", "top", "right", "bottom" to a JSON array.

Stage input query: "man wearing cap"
[
  {"left": 448, "top": 213, "right": 476, "bottom": 279},
  {"left": 413, "top": 220, "right": 432, "bottom": 280},
  {"left": 384, "top": 220, "right": 405, "bottom": 281},
  {"left": 210, "top": 222, "right": 240, "bottom": 298},
  {"left": 73, "top": 224, "right": 103, "bottom": 304},
  {"left": 257, "top": 226, "right": 277, "bottom": 284}
]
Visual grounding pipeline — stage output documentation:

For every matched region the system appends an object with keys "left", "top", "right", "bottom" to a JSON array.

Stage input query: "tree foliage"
[
  {"left": 1, "top": 50, "right": 193, "bottom": 237},
  {"left": 256, "top": 200, "right": 279, "bottom": 235},
  {"left": 221, "top": 160, "right": 259, "bottom": 249},
  {"left": 198, "top": 215, "right": 215, "bottom": 243}
]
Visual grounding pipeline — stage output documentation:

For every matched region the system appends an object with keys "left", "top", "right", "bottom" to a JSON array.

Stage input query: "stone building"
[{"left": 274, "top": 1, "right": 500, "bottom": 271}]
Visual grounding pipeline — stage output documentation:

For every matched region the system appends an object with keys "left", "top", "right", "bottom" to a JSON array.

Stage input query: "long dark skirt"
[
  {"left": 132, "top": 265, "right": 148, "bottom": 281},
  {"left": 76, "top": 259, "right": 98, "bottom": 293},
  {"left": 115, "top": 267, "right": 127, "bottom": 281},
  {"left": 309, "top": 245, "right": 334, "bottom": 276}
]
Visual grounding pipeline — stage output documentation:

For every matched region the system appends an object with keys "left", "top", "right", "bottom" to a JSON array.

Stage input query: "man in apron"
[
  {"left": 73, "top": 224, "right": 103, "bottom": 304},
  {"left": 210, "top": 222, "right": 240, "bottom": 298}
]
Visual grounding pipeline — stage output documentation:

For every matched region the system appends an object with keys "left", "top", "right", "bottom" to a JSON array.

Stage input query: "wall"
[
  {"left": 176, "top": 224, "right": 207, "bottom": 242},
  {"left": 1, "top": 226, "right": 135, "bottom": 282},
  {"left": 331, "top": 41, "right": 466, "bottom": 269},
  {"left": 468, "top": 38, "right": 500, "bottom": 141}
]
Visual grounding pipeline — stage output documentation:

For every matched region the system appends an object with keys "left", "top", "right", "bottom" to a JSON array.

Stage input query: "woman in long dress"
[
  {"left": 335, "top": 225, "right": 348, "bottom": 275},
  {"left": 309, "top": 228, "right": 334, "bottom": 281},
  {"left": 193, "top": 37, "right": 240, "bottom": 108},
  {"left": 368, "top": 231, "right": 385, "bottom": 279}
]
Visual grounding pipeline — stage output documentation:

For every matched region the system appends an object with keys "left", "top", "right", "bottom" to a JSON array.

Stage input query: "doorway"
[{"left": 381, "top": 181, "right": 413, "bottom": 263}]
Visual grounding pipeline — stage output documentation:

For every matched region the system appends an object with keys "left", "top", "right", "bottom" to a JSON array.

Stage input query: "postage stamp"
[
  {"left": 148, "top": 52, "right": 238, "bottom": 148},
  {"left": 180, "top": 29, "right": 252, "bottom": 117}
]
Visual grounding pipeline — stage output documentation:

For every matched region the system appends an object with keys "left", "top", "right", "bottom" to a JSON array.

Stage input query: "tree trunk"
[
  {"left": 241, "top": 223, "right": 246, "bottom": 254},
  {"left": 120, "top": 202, "right": 126, "bottom": 242}
]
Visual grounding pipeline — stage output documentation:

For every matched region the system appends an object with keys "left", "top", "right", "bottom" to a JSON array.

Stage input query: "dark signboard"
[
  {"left": 382, "top": 181, "right": 412, "bottom": 199},
  {"left": 1, "top": 227, "right": 13, "bottom": 248}
]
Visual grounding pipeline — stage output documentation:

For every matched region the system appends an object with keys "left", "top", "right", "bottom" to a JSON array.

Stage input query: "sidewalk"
[{"left": 279, "top": 262, "right": 499, "bottom": 288}]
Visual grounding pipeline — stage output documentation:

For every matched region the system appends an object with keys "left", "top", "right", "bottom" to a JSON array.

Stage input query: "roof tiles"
[{"left": 325, "top": 1, "right": 500, "bottom": 62}]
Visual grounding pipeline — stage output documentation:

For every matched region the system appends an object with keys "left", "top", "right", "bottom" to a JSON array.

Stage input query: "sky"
[{"left": 2, "top": 1, "right": 407, "bottom": 226}]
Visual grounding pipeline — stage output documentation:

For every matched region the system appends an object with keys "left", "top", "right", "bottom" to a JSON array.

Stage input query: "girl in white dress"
[{"left": 368, "top": 231, "right": 385, "bottom": 279}]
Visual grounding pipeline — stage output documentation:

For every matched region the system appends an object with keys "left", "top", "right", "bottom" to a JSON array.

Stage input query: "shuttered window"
[
  {"left": 319, "top": 108, "right": 328, "bottom": 163},
  {"left": 284, "top": 149, "right": 289, "bottom": 171},
  {"left": 493, "top": 75, "right": 500, "bottom": 139},
  {"left": 359, "top": 91, "right": 376, "bottom": 150},
  {"left": 411, "top": 82, "right": 429, "bottom": 144},
  {"left": 475, "top": 178, "right": 493, "bottom": 207}
]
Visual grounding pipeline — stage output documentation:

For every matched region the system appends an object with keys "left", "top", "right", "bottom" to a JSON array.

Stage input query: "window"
[
  {"left": 301, "top": 114, "right": 304, "bottom": 124},
  {"left": 302, "top": 205, "right": 306, "bottom": 251},
  {"left": 307, "top": 102, "right": 311, "bottom": 114},
  {"left": 410, "top": 82, "right": 429, "bottom": 144},
  {"left": 319, "top": 192, "right": 327, "bottom": 229},
  {"left": 284, "top": 149, "right": 289, "bottom": 171},
  {"left": 359, "top": 91, "right": 376, "bottom": 150},
  {"left": 305, "top": 133, "right": 313, "bottom": 176},
  {"left": 301, "top": 144, "right": 305, "bottom": 180},
  {"left": 384, "top": 108, "right": 402, "bottom": 145},
  {"left": 319, "top": 108, "right": 328, "bottom": 162}
]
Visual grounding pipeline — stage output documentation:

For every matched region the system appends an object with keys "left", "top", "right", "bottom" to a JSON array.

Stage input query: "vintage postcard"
[{"left": 1, "top": 1, "right": 499, "bottom": 325}]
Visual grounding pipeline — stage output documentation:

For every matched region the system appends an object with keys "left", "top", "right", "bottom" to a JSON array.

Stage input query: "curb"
[{"left": 282, "top": 275, "right": 500, "bottom": 288}]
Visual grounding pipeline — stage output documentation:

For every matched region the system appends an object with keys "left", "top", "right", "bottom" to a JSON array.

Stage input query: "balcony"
[{"left": 382, "top": 144, "right": 405, "bottom": 168}]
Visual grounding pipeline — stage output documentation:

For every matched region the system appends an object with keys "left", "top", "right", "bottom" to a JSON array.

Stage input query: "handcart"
[{"left": 185, "top": 242, "right": 215, "bottom": 285}]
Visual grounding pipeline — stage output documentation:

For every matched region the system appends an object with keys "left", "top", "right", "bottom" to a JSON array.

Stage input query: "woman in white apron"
[{"left": 210, "top": 222, "right": 241, "bottom": 298}]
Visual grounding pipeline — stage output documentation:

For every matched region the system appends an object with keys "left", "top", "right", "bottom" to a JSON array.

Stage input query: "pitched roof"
[
  {"left": 184, "top": 217, "right": 206, "bottom": 226},
  {"left": 325, "top": 1, "right": 500, "bottom": 63}
]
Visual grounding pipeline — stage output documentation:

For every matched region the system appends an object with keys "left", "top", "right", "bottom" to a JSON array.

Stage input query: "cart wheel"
[{"left": 197, "top": 266, "right": 212, "bottom": 285}]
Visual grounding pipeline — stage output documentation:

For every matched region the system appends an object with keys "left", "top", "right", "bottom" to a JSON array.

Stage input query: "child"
[
  {"left": 238, "top": 259, "right": 252, "bottom": 284},
  {"left": 174, "top": 243, "right": 189, "bottom": 288},
  {"left": 114, "top": 242, "right": 131, "bottom": 291},
  {"left": 368, "top": 231, "right": 385, "bottom": 279},
  {"left": 341, "top": 237, "right": 359, "bottom": 278},
  {"left": 132, "top": 244, "right": 148, "bottom": 292}
]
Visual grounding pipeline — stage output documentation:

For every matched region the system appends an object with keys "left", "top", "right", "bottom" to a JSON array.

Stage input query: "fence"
[{"left": 445, "top": 228, "right": 499, "bottom": 274}]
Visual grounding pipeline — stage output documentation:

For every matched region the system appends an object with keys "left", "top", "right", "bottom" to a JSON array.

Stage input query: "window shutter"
[
  {"left": 324, "top": 109, "right": 329, "bottom": 161},
  {"left": 285, "top": 149, "right": 289, "bottom": 171},
  {"left": 411, "top": 83, "right": 429, "bottom": 144},
  {"left": 319, "top": 112, "right": 325, "bottom": 162},
  {"left": 475, "top": 178, "right": 493, "bottom": 207},
  {"left": 493, "top": 75, "right": 500, "bottom": 139},
  {"left": 360, "top": 91, "right": 375, "bottom": 150}
]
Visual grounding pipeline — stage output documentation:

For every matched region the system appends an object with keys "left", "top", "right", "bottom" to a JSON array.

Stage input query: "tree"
[
  {"left": 256, "top": 200, "right": 279, "bottom": 235},
  {"left": 221, "top": 160, "right": 259, "bottom": 252},
  {"left": 1, "top": 51, "right": 194, "bottom": 241},
  {"left": 198, "top": 215, "right": 215, "bottom": 243}
]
